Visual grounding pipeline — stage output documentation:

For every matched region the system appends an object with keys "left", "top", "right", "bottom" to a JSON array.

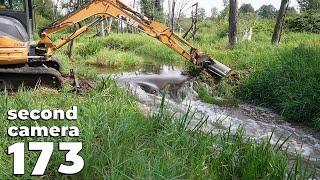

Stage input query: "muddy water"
[{"left": 99, "top": 64, "right": 320, "bottom": 174}]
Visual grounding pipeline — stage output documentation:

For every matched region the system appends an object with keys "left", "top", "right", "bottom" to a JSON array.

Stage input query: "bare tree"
[
  {"left": 99, "top": 20, "right": 106, "bottom": 36},
  {"left": 170, "top": 0, "right": 176, "bottom": 29},
  {"left": 168, "top": 0, "right": 172, "bottom": 25},
  {"left": 176, "top": 0, "right": 192, "bottom": 28},
  {"left": 106, "top": 17, "right": 113, "bottom": 35},
  {"left": 228, "top": 0, "right": 238, "bottom": 48},
  {"left": 211, "top": 7, "right": 219, "bottom": 19},
  {"left": 191, "top": 3, "right": 198, "bottom": 40},
  {"left": 183, "top": 3, "right": 198, "bottom": 40},
  {"left": 52, "top": 0, "right": 61, "bottom": 20},
  {"left": 272, "top": 0, "right": 290, "bottom": 44}
]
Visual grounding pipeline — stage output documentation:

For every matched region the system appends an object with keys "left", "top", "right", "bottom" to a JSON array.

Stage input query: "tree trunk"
[
  {"left": 106, "top": 17, "right": 113, "bottom": 35},
  {"left": 192, "top": 3, "right": 198, "bottom": 40},
  {"left": 117, "top": 18, "right": 121, "bottom": 33},
  {"left": 228, "top": 0, "right": 238, "bottom": 48},
  {"left": 272, "top": 0, "right": 290, "bottom": 44},
  {"left": 99, "top": 20, "right": 106, "bottom": 36},
  {"left": 67, "top": 40, "right": 74, "bottom": 58},
  {"left": 170, "top": 0, "right": 176, "bottom": 29},
  {"left": 167, "top": 0, "right": 171, "bottom": 26},
  {"left": 66, "top": 22, "right": 80, "bottom": 58}
]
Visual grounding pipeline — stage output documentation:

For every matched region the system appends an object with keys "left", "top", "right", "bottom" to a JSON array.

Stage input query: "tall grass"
[
  {"left": 238, "top": 45, "right": 320, "bottom": 125},
  {"left": 51, "top": 20, "right": 320, "bottom": 128},
  {"left": 72, "top": 33, "right": 183, "bottom": 66},
  {"left": 86, "top": 47, "right": 144, "bottom": 68},
  {"left": 102, "top": 34, "right": 183, "bottom": 62},
  {"left": 191, "top": 21, "right": 320, "bottom": 128},
  {"left": 0, "top": 22, "right": 317, "bottom": 178},
  {"left": 0, "top": 80, "right": 310, "bottom": 178}
]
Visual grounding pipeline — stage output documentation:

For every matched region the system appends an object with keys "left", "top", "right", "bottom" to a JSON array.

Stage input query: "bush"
[
  {"left": 237, "top": 44, "right": 320, "bottom": 123},
  {"left": 103, "top": 34, "right": 183, "bottom": 62},
  {"left": 75, "top": 37, "right": 106, "bottom": 57},
  {"left": 285, "top": 13, "right": 320, "bottom": 33},
  {"left": 253, "top": 19, "right": 275, "bottom": 33},
  {"left": 216, "top": 22, "right": 229, "bottom": 38},
  {"left": 87, "top": 48, "right": 144, "bottom": 68}
]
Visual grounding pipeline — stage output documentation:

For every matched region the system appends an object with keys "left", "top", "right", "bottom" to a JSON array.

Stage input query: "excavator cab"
[
  {"left": 0, "top": 0, "right": 33, "bottom": 64},
  {"left": 0, "top": 0, "right": 34, "bottom": 41},
  {"left": 0, "top": 0, "right": 63, "bottom": 90}
]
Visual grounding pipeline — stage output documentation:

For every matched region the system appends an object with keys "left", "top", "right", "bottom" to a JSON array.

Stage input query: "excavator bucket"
[{"left": 196, "top": 54, "right": 231, "bottom": 79}]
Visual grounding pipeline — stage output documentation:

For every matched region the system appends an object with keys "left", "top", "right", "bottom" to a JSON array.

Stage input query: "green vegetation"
[
  {"left": 238, "top": 45, "right": 320, "bottom": 126},
  {"left": 257, "top": 5, "right": 277, "bottom": 19},
  {"left": 70, "top": 34, "right": 183, "bottom": 69},
  {"left": 188, "top": 19, "right": 320, "bottom": 130},
  {"left": 2, "top": 0, "right": 319, "bottom": 176},
  {"left": 61, "top": 19, "right": 320, "bottom": 130},
  {"left": 195, "top": 85, "right": 237, "bottom": 107},
  {"left": 297, "top": 0, "right": 320, "bottom": 12},
  {"left": 0, "top": 82, "right": 309, "bottom": 178},
  {"left": 140, "top": 0, "right": 164, "bottom": 21},
  {"left": 286, "top": 13, "right": 320, "bottom": 33},
  {"left": 2, "top": 20, "right": 317, "bottom": 178},
  {"left": 86, "top": 47, "right": 144, "bottom": 68}
]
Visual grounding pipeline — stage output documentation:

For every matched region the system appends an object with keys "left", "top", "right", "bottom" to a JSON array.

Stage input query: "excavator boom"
[
  {"left": 0, "top": 0, "right": 230, "bottom": 90},
  {"left": 38, "top": 0, "right": 231, "bottom": 79}
]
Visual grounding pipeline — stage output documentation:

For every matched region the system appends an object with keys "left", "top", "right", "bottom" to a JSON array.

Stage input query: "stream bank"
[{"left": 97, "top": 63, "right": 320, "bottom": 176}]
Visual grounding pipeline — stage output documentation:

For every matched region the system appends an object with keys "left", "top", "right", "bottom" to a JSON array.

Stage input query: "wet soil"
[{"left": 62, "top": 75, "right": 96, "bottom": 93}]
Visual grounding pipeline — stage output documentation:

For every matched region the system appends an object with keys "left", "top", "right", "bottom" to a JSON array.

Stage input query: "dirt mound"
[{"left": 62, "top": 75, "right": 96, "bottom": 93}]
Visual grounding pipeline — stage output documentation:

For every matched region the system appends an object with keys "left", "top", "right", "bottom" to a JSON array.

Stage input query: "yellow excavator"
[{"left": 0, "top": 0, "right": 231, "bottom": 90}]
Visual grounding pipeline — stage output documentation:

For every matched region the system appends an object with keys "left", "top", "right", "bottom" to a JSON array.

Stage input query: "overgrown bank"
[
  {"left": 67, "top": 28, "right": 320, "bottom": 130},
  {"left": 190, "top": 20, "right": 320, "bottom": 130},
  {"left": 0, "top": 82, "right": 297, "bottom": 178},
  {"left": 59, "top": 26, "right": 320, "bottom": 129},
  {"left": 0, "top": 31, "right": 314, "bottom": 178},
  {"left": 238, "top": 45, "right": 320, "bottom": 127}
]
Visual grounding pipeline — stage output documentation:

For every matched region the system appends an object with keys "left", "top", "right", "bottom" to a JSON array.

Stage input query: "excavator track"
[{"left": 0, "top": 66, "right": 62, "bottom": 90}]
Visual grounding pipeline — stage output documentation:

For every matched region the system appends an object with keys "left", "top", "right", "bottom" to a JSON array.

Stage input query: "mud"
[{"left": 62, "top": 75, "right": 95, "bottom": 93}]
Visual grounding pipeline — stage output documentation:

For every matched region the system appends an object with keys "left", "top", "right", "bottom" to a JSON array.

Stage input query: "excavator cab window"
[{"left": 0, "top": 0, "right": 25, "bottom": 11}]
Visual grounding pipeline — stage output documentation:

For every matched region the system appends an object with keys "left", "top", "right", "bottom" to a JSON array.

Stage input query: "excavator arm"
[{"left": 38, "top": 0, "right": 231, "bottom": 78}]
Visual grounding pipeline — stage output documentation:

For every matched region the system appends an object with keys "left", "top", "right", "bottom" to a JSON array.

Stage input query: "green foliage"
[
  {"left": 237, "top": 45, "right": 320, "bottom": 123},
  {"left": 285, "top": 13, "right": 320, "bottom": 33},
  {"left": 34, "top": 13, "right": 52, "bottom": 33},
  {"left": 210, "top": 7, "right": 219, "bottom": 19},
  {"left": 215, "top": 21, "right": 229, "bottom": 38},
  {"left": 60, "top": 0, "right": 90, "bottom": 14},
  {"left": 34, "top": 0, "right": 54, "bottom": 21},
  {"left": 71, "top": 33, "right": 183, "bottom": 69},
  {"left": 195, "top": 85, "right": 215, "bottom": 104},
  {"left": 140, "top": 0, "right": 153, "bottom": 18},
  {"left": 239, "top": 3, "right": 255, "bottom": 14},
  {"left": 87, "top": 47, "right": 144, "bottom": 68},
  {"left": 195, "top": 85, "right": 237, "bottom": 107},
  {"left": 193, "top": 19, "right": 320, "bottom": 129},
  {"left": 252, "top": 19, "right": 275, "bottom": 33},
  {"left": 286, "top": 7, "right": 298, "bottom": 17},
  {"left": 1, "top": 15, "right": 318, "bottom": 178},
  {"left": 257, "top": 5, "right": 278, "bottom": 19},
  {"left": 217, "top": 5, "right": 229, "bottom": 21},
  {"left": 75, "top": 37, "right": 106, "bottom": 58},
  {"left": 102, "top": 34, "right": 183, "bottom": 62},
  {"left": 297, "top": 0, "right": 320, "bottom": 12},
  {"left": 140, "top": 0, "right": 164, "bottom": 21},
  {"left": 0, "top": 83, "right": 304, "bottom": 178},
  {"left": 197, "top": 8, "right": 206, "bottom": 21}
]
